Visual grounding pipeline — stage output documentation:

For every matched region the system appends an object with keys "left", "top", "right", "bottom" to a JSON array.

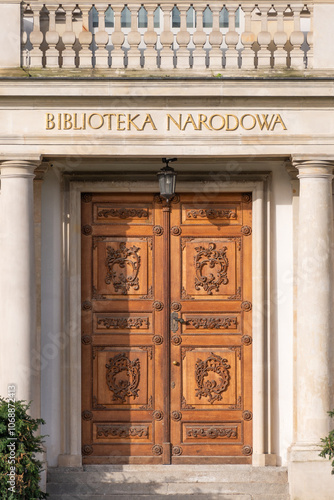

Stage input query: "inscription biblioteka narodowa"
[{"left": 46, "top": 112, "right": 286, "bottom": 132}]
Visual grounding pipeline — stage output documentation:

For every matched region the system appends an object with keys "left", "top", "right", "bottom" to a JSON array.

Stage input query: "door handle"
[{"left": 171, "top": 312, "right": 186, "bottom": 333}]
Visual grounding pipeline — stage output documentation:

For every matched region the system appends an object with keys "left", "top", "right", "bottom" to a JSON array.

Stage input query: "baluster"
[
  {"left": 306, "top": 4, "right": 313, "bottom": 69},
  {"left": 111, "top": 6, "right": 125, "bottom": 68},
  {"left": 160, "top": 3, "right": 174, "bottom": 69},
  {"left": 95, "top": 4, "right": 109, "bottom": 68},
  {"left": 45, "top": 6, "right": 60, "bottom": 68},
  {"left": 61, "top": 4, "right": 76, "bottom": 67},
  {"left": 78, "top": 6, "right": 92, "bottom": 68},
  {"left": 192, "top": 5, "right": 207, "bottom": 68},
  {"left": 257, "top": 3, "right": 271, "bottom": 68},
  {"left": 273, "top": 5, "right": 288, "bottom": 67},
  {"left": 289, "top": 4, "right": 304, "bottom": 69},
  {"left": 176, "top": 5, "right": 190, "bottom": 68},
  {"left": 241, "top": 5, "right": 255, "bottom": 68},
  {"left": 209, "top": 4, "right": 223, "bottom": 70},
  {"left": 143, "top": 5, "right": 158, "bottom": 69},
  {"left": 29, "top": 5, "right": 44, "bottom": 67},
  {"left": 225, "top": 4, "right": 239, "bottom": 69},
  {"left": 127, "top": 4, "right": 141, "bottom": 68}
]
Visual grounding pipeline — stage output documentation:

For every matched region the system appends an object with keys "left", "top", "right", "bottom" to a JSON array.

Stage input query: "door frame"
[{"left": 58, "top": 172, "right": 273, "bottom": 467}]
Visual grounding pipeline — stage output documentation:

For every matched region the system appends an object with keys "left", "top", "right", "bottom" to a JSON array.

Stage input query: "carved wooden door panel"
[
  {"left": 169, "top": 193, "right": 252, "bottom": 463},
  {"left": 81, "top": 191, "right": 252, "bottom": 464},
  {"left": 81, "top": 193, "right": 166, "bottom": 464}
]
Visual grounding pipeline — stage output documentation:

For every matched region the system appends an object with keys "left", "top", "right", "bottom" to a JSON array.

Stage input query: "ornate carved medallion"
[
  {"left": 171, "top": 302, "right": 182, "bottom": 311},
  {"left": 82, "top": 410, "right": 93, "bottom": 421},
  {"left": 152, "top": 445, "right": 163, "bottom": 456},
  {"left": 153, "top": 225, "right": 164, "bottom": 236},
  {"left": 242, "top": 410, "right": 253, "bottom": 421},
  {"left": 82, "top": 224, "right": 92, "bottom": 235},
  {"left": 172, "top": 446, "right": 183, "bottom": 456},
  {"left": 82, "top": 445, "right": 93, "bottom": 455},
  {"left": 171, "top": 226, "right": 182, "bottom": 236},
  {"left": 82, "top": 192, "right": 92, "bottom": 203},
  {"left": 152, "top": 335, "right": 163, "bottom": 345},
  {"left": 171, "top": 410, "right": 182, "bottom": 421},
  {"left": 81, "top": 335, "right": 92, "bottom": 345},
  {"left": 153, "top": 300, "right": 164, "bottom": 311},
  {"left": 153, "top": 410, "right": 164, "bottom": 421},
  {"left": 242, "top": 445, "right": 253, "bottom": 456},
  {"left": 241, "top": 335, "right": 252, "bottom": 345},
  {"left": 105, "top": 353, "right": 140, "bottom": 403},
  {"left": 171, "top": 335, "right": 182, "bottom": 346},
  {"left": 195, "top": 353, "right": 230, "bottom": 404},
  {"left": 105, "top": 242, "right": 141, "bottom": 294},
  {"left": 194, "top": 243, "right": 229, "bottom": 295},
  {"left": 82, "top": 301, "right": 92, "bottom": 311},
  {"left": 241, "top": 301, "right": 252, "bottom": 312},
  {"left": 241, "top": 225, "right": 252, "bottom": 236}
]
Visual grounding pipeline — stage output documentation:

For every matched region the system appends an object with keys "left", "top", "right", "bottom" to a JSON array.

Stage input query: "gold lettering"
[
  {"left": 182, "top": 114, "right": 199, "bottom": 131},
  {"left": 103, "top": 113, "right": 115, "bottom": 130},
  {"left": 198, "top": 114, "right": 211, "bottom": 130},
  {"left": 271, "top": 114, "right": 287, "bottom": 131},
  {"left": 140, "top": 113, "right": 157, "bottom": 131},
  {"left": 82, "top": 113, "right": 86, "bottom": 130},
  {"left": 256, "top": 114, "right": 274, "bottom": 131},
  {"left": 88, "top": 113, "right": 104, "bottom": 130},
  {"left": 73, "top": 113, "right": 83, "bottom": 130},
  {"left": 64, "top": 113, "right": 73, "bottom": 130},
  {"left": 209, "top": 114, "right": 225, "bottom": 131},
  {"left": 240, "top": 114, "right": 256, "bottom": 131},
  {"left": 46, "top": 113, "right": 55, "bottom": 130},
  {"left": 226, "top": 114, "right": 239, "bottom": 131},
  {"left": 127, "top": 114, "right": 141, "bottom": 131},
  {"left": 117, "top": 114, "right": 125, "bottom": 131},
  {"left": 58, "top": 113, "right": 61, "bottom": 130},
  {"left": 167, "top": 114, "right": 182, "bottom": 131}
]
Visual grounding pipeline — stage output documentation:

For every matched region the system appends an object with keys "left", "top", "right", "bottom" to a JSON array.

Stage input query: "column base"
[
  {"left": 58, "top": 454, "right": 82, "bottom": 467},
  {"left": 288, "top": 443, "right": 334, "bottom": 500}
]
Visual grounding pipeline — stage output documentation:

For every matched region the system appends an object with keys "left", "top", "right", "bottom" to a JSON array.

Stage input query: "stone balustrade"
[{"left": 21, "top": 1, "right": 312, "bottom": 71}]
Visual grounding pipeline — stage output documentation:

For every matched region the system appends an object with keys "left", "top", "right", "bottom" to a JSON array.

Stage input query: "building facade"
[{"left": 0, "top": 0, "right": 334, "bottom": 498}]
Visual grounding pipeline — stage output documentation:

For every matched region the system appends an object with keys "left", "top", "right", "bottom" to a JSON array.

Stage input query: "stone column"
[
  {"left": 0, "top": 160, "right": 40, "bottom": 409},
  {"left": 289, "top": 157, "right": 334, "bottom": 500}
]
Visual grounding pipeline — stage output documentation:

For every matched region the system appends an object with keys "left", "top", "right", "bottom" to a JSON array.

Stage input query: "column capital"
[
  {"left": 290, "top": 155, "right": 334, "bottom": 179},
  {"left": 0, "top": 159, "right": 41, "bottom": 178}
]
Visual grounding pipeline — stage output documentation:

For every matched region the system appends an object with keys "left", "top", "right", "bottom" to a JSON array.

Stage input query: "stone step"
[{"left": 47, "top": 465, "right": 290, "bottom": 500}]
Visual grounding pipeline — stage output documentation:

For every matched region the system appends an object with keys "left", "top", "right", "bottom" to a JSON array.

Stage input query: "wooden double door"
[{"left": 81, "top": 191, "right": 252, "bottom": 464}]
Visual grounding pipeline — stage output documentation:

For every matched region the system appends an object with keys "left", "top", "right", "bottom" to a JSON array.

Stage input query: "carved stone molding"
[
  {"left": 153, "top": 300, "right": 164, "bottom": 311},
  {"left": 171, "top": 335, "right": 182, "bottom": 346},
  {"left": 172, "top": 446, "right": 183, "bottom": 456},
  {"left": 82, "top": 445, "right": 93, "bottom": 455},
  {"left": 171, "top": 410, "right": 182, "bottom": 421},
  {"left": 82, "top": 410, "right": 93, "bottom": 421},
  {"left": 171, "top": 302, "right": 182, "bottom": 311},
  {"left": 82, "top": 224, "right": 92, "bottom": 235},
  {"left": 153, "top": 410, "right": 164, "bottom": 421},
  {"left": 171, "top": 226, "right": 182, "bottom": 236},
  {"left": 242, "top": 445, "right": 253, "bottom": 456},
  {"left": 241, "top": 335, "right": 252, "bottom": 346},
  {"left": 241, "top": 301, "right": 252, "bottom": 312},
  {"left": 194, "top": 243, "right": 229, "bottom": 295},
  {"left": 81, "top": 335, "right": 92, "bottom": 345},
  {"left": 152, "top": 335, "right": 163, "bottom": 345},
  {"left": 241, "top": 225, "right": 252, "bottom": 236},
  {"left": 105, "top": 243, "right": 141, "bottom": 294},
  {"left": 153, "top": 225, "right": 164, "bottom": 236},
  {"left": 105, "top": 353, "right": 140, "bottom": 403},
  {"left": 195, "top": 353, "right": 230, "bottom": 404},
  {"left": 152, "top": 445, "right": 163, "bottom": 456},
  {"left": 242, "top": 410, "right": 253, "bottom": 421},
  {"left": 96, "top": 425, "right": 148, "bottom": 438}
]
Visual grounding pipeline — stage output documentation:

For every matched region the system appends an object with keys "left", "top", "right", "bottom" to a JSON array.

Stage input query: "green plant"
[
  {"left": 319, "top": 410, "right": 334, "bottom": 474},
  {"left": 0, "top": 397, "right": 48, "bottom": 499}
]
